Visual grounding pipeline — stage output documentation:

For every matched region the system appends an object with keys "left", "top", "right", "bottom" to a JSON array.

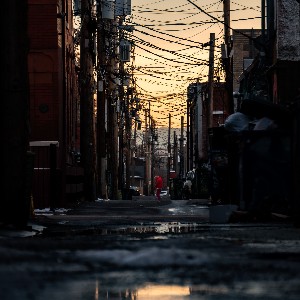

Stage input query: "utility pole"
[
  {"left": 223, "top": 0, "right": 234, "bottom": 114},
  {"left": 147, "top": 101, "right": 152, "bottom": 194},
  {"left": 208, "top": 33, "right": 215, "bottom": 129},
  {"left": 107, "top": 18, "right": 119, "bottom": 200},
  {"left": 144, "top": 108, "right": 149, "bottom": 195},
  {"left": 223, "top": 0, "right": 231, "bottom": 49},
  {"left": 185, "top": 84, "right": 195, "bottom": 172},
  {"left": 118, "top": 59, "right": 125, "bottom": 193},
  {"left": 131, "top": 116, "right": 137, "bottom": 187},
  {"left": 186, "top": 91, "right": 190, "bottom": 172},
  {"left": 97, "top": 1, "right": 107, "bottom": 199},
  {"left": 167, "top": 113, "right": 171, "bottom": 190},
  {"left": 80, "top": 0, "right": 97, "bottom": 201},
  {"left": 125, "top": 89, "right": 132, "bottom": 189},
  {"left": 173, "top": 131, "right": 178, "bottom": 174},
  {"left": 179, "top": 116, "right": 184, "bottom": 178},
  {"left": 196, "top": 80, "right": 204, "bottom": 160},
  {"left": 118, "top": 16, "right": 126, "bottom": 193},
  {"left": 150, "top": 117, "right": 155, "bottom": 194}
]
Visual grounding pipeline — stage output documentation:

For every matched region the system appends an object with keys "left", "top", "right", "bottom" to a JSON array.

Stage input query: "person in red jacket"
[{"left": 155, "top": 175, "right": 163, "bottom": 201}]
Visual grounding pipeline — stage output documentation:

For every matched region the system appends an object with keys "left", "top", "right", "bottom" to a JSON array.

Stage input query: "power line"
[{"left": 186, "top": 0, "right": 264, "bottom": 48}]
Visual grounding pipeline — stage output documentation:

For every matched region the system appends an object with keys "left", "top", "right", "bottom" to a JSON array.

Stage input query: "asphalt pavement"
[
  {"left": 1, "top": 198, "right": 300, "bottom": 300},
  {"left": 29, "top": 197, "right": 210, "bottom": 230}
]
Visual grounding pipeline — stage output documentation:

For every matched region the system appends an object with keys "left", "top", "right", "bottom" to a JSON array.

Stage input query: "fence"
[{"left": 29, "top": 141, "right": 59, "bottom": 209}]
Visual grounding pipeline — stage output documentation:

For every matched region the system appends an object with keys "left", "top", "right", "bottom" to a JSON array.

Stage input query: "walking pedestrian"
[{"left": 155, "top": 175, "right": 163, "bottom": 201}]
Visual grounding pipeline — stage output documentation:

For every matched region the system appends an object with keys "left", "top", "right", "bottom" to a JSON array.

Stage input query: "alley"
[
  {"left": 1, "top": 199, "right": 300, "bottom": 299},
  {"left": 2, "top": 2, "right": 300, "bottom": 299}
]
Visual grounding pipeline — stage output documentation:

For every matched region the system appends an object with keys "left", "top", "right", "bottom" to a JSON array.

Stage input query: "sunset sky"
[{"left": 127, "top": 0, "right": 262, "bottom": 129}]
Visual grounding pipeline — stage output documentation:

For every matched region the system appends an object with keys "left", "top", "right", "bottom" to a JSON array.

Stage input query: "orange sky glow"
[{"left": 127, "top": 0, "right": 262, "bottom": 128}]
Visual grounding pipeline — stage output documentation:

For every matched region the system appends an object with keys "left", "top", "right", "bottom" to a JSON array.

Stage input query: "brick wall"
[{"left": 232, "top": 29, "right": 261, "bottom": 92}]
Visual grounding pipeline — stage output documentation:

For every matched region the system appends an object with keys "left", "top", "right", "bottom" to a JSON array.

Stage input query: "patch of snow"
[
  {"left": 34, "top": 208, "right": 70, "bottom": 215},
  {"left": 96, "top": 198, "right": 110, "bottom": 202}
]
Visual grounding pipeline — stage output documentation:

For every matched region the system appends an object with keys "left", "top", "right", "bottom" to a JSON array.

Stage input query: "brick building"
[
  {"left": 28, "top": 0, "right": 80, "bottom": 208},
  {"left": 232, "top": 29, "right": 261, "bottom": 94},
  {"left": 187, "top": 81, "right": 230, "bottom": 167}
]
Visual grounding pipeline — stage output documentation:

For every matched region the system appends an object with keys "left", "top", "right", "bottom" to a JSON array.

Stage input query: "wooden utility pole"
[
  {"left": 223, "top": 0, "right": 234, "bottom": 113},
  {"left": 150, "top": 117, "right": 155, "bottom": 194},
  {"left": 187, "top": 85, "right": 194, "bottom": 171},
  {"left": 80, "top": 0, "right": 97, "bottom": 201},
  {"left": 208, "top": 33, "right": 215, "bottom": 129},
  {"left": 144, "top": 108, "right": 149, "bottom": 195},
  {"left": 179, "top": 116, "right": 184, "bottom": 178},
  {"left": 118, "top": 64, "right": 125, "bottom": 193},
  {"left": 167, "top": 113, "right": 171, "bottom": 189},
  {"left": 118, "top": 17, "right": 125, "bottom": 192},
  {"left": 131, "top": 118, "right": 137, "bottom": 187},
  {"left": 196, "top": 80, "right": 204, "bottom": 160},
  {"left": 223, "top": 0, "right": 231, "bottom": 48},
  {"left": 146, "top": 101, "right": 152, "bottom": 194},
  {"left": 107, "top": 86, "right": 119, "bottom": 199},
  {"left": 124, "top": 88, "right": 131, "bottom": 191},
  {"left": 173, "top": 131, "right": 178, "bottom": 174},
  {"left": 97, "top": 3, "right": 107, "bottom": 199},
  {"left": 186, "top": 92, "right": 190, "bottom": 171},
  {"left": 106, "top": 18, "right": 119, "bottom": 199}
]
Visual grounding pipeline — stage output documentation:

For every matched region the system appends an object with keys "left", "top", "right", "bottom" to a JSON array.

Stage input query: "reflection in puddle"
[
  {"left": 92, "top": 280, "right": 287, "bottom": 299},
  {"left": 97, "top": 222, "right": 202, "bottom": 236},
  {"left": 93, "top": 282, "right": 192, "bottom": 299},
  {"left": 36, "top": 276, "right": 290, "bottom": 299},
  {"left": 39, "top": 279, "right": 194, "bottom": 299},
  {"left": 94, "top": 283, "right": 190, "bottom": 300},
  {"left": 74, "top": 280, "right": 278, "bottom": 299},
  {"left": 137, "top": 284, "right": 190, "bottom": 299},
  {"left": 168, "top": 206, "right": 208, "bottom": 215}
]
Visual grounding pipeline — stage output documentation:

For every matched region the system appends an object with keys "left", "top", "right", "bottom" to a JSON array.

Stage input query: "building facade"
[
  {"left": 232, "top": 29, "right": 261, "bottom": 94},
  {"left": 28, "top": 0, "right": 80, "bottom": 208},
  {"left": 187, "top": 81, "right": 230, "bottom": 168}
]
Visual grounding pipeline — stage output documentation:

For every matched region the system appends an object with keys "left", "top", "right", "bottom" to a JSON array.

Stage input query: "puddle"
[
  {"left": 0, "top": 223, "right": 46, "bottom": 238},
  {"left": 97, "top": 222, "right": 203, "bottom": 235},
  {"left": 123, "top": 284, "right": 191, "bottom": 299},
  {"left": 35, "top": 280, "right": 194, "bottom": 300},
  {"left": 41, "top": 222, "right": 211, "bottom": 239},
  {"left": 29, "top": 275, "right": 295, "bottom": 300},
  {"left": 168, "top": 205, "right": 208, "bottom": 215}
]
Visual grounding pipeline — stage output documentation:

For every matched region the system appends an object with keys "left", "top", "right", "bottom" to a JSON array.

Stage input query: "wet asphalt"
[{"left": 1, "top": 198, "right": 300, "bottom": 299}]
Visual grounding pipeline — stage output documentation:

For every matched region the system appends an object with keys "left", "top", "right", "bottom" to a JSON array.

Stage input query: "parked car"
[{"left": 129, "top": 186, "right": 140, "bottom": 196}]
